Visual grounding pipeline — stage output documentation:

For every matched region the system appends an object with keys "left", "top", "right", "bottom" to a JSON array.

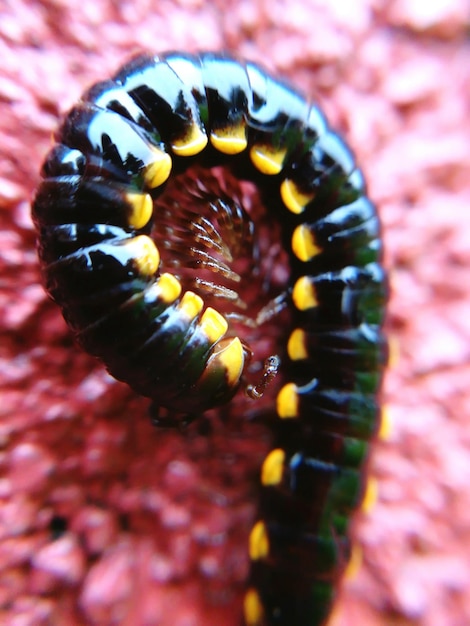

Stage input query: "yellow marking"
[
  {"left": 344, "top": 544, "right": 363, "bottom": 581},
  {"left": 249, "top": 521, "right": 270, "bottom": 561},
  {"left": 361, "top": 477, "right": 378, "bottom": 514},
  {"left": 387, "top": 334, "right": 399, "bottom": 368},
  {"left": 178, "top": 291, "right": 203, "bottom": 320},
  {"left": 217, "top": 337, "right": 245, "bottom": 386},
  {"left": 292, "top": 276, "right": 318, "bottom": 311},
  {"left": 261, "top": 449, "right": 285, "bottom": 486},
  {"left": 249, "top": 144, "right": 287, "bottom": 175},
  {"left": 210, "top": 125, "right": 247, "bottom": 154},
  {"left": 276, "top": 382, "right": 299, "bottom": 419},
  {"left": 243, "top": 588, "right": 265, "bottom": 626},
  {"left": 199, "top": 307, "right": 228, "bottom": 344},
  {"left": 292, "top": 224, "right": 322, "bottom": 262},
  {"left": 287, "top": 328, "right": 308, "bottom": 361},
  {"left": 129, "top": 235, "right": 160, "bottom": 276},
  {"left": 143, "top": 273, "right": 181, "bottom": 306},
  {"left": 280, "top": 178, "right": 315, "bottom": 214},
  {"left": 157, "top": 273, "right": 182, "bottom": 304},
  {"left": 378, "top": 406, "right": 392, "bottom": 441},
  {"left": 125, "top": 192, "right": 153, "bottom": 229},
  {"left": 171, "top": 125, "right": 208, "bottom": 156},
  {"left": 143, "top": 150, "right": 172, "bottom": 188}
]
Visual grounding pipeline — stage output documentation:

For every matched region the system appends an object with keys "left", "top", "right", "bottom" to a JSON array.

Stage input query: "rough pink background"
[{"left": 1, "top": 1, "right": 470, "bottom": 625}]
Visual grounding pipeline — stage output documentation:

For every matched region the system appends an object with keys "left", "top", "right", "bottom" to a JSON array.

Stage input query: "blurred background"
[{"left": 0, "top": 0, "right": 469, "bottom": 624}]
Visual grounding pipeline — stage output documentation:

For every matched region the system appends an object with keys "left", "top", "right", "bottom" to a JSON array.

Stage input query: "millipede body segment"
[{"left": 32, "top": 51, "right": 388, "bottom": 626}]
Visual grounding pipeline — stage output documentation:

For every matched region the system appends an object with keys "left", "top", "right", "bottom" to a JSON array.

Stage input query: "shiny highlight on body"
[{"left": 32, "top": 51, "right": 387, "bottom": 626}]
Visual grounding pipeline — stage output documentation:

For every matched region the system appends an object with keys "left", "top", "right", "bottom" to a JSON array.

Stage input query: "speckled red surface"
[{"left": 1, "top": 1, "right": 470, "bottom": 625}]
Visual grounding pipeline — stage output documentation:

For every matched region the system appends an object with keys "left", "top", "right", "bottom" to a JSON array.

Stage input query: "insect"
[{"left": 32, "top": 52, "right": 387, "bottom": 626}]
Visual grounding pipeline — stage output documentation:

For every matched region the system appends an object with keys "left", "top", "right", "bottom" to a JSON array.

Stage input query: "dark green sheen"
[{"left": 32, "top": 52, "right": 387, "bottom": 625}]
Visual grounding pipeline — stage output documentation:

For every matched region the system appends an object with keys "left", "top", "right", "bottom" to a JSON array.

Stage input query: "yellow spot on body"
[
  {"left": 143, "top": 273, "right": 181, "bottom": 306},
  {"left": 197, "top": 336, "right": 245, "bottom": 396},
  {"left": 210, "top": 126, "right": 247, "bottom": 154},
  {"left": 287, "top": 328, "right": 308, "bottom": 361},
  {"left": 261, "top": 449, "right": 285, "bottom": 486},
  {"left": 216, "top": 337, "right": 245, "bottom": 386},
  {"left": 276, "top": 382, "right": 299, "bottom": 418},
  {"left": 130, "top": 235, "right": 160, "bottom": 276},
  {"left": 125, "top": 192, "right": 153, "bottom": 229},
  {"left": 244, "top": 588, "right": 265, "bottom": 626},
  {"left": 171, "top": 125, "right": 208, "bottom": 156},
  {"left": 249, "top": 521, "right": 270, "bottom": 561},
  {"left": 292, "top": 275, "right": 318, "bottom": 311},
  {"left": 249, "top": 144, "right": 287, "bottom": 175},
  {"left": 280, "top": 179, "right": 315, "bottom": 214},
  {"left": 344, "top": 544, "right": 363, "bottom": 581},
  {"left": 378, "top": 406, "right": 392, "bottom": 441},
  {"left": 178, "top": 291, "right": 203, "bottom": 320},
  {"left": 387, "top": 334, "right": 399, "bottom": 368},
  {"left": 144, "top": 150, "right": 172, "bottom": 188},
  {"left": 199, "top": 307, "right": 228, "bottom": 344},
  {"left": 157, "top": 273, "right": 182, "bottom": 304},
  {"left": 361, "top": 477, "right": 378, "bottom": 514},
  {"left": 292, "top": 224, "right": 322, "bottom": 262}
]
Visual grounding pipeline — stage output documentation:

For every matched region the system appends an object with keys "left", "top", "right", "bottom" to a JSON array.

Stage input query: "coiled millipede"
[{"left": 32, "top": 51, "right": 388, "bottom": 626}]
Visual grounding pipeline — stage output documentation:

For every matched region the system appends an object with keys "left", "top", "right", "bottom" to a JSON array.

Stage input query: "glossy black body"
[{"left": 32, "top": 52, "right": 387, "bottom": 626}]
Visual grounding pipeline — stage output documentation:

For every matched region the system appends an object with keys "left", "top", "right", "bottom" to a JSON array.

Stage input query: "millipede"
[{"left": 32, "top": 51, "right": 388, "bottom": 626}]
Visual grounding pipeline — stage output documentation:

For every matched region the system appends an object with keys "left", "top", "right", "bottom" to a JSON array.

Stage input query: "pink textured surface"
[{"left": 1, "top": 1, "right": 470, "bottom": 625}]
